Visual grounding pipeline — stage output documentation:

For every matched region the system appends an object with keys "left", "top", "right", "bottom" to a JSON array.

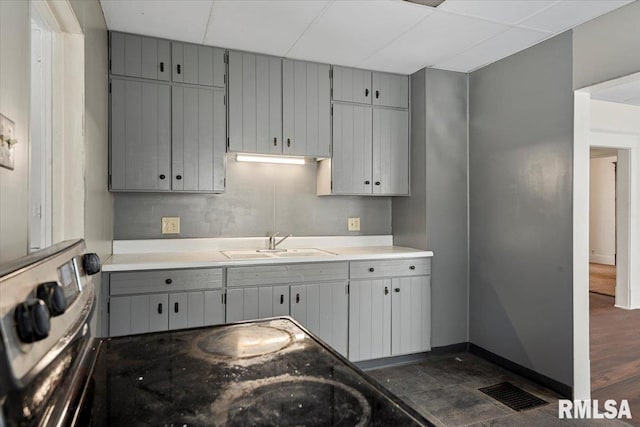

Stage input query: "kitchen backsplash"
[{"left": 113, "top": 158, "right": 392, "bottom": 239}]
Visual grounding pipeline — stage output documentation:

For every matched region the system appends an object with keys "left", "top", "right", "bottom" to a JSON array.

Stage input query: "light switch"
[
  {"left": 162, "top": 217, "right": 180, "bottom": 234},
  {"left": 348, "top": 217, "right": 360, "bottom": 232}
]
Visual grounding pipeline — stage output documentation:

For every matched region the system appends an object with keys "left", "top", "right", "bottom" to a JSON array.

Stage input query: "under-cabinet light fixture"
[{"left": 236, "top": 154, "right": 306, "bottom": 165}]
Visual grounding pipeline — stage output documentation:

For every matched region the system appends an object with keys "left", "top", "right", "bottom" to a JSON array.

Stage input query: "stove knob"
[
  {"left": 14, "top": 300, "right": 50, "bottom": 343},
  {"left": 37, "top": 282, "right": 67, "bottom": 316},
  {"left": 83, "top": 253, "right": 101, "bottom": 275}
]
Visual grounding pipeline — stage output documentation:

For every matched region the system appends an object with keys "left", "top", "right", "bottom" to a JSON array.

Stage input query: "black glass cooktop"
[{"left": 88, "top": 318, "right": 432, "bottom": 426}]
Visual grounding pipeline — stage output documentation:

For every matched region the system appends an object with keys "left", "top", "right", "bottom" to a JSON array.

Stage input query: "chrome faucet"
[{"left": 268, "top": 232, "right": 292, "bottom": 251}]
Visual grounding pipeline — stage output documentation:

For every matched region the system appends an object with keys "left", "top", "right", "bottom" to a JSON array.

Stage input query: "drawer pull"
[
  {"left": 165, "top": 279, "right": 172, "bottom": 285},
  {"left": 174, "top": 302, "right": 179, "bottom": 313},
  {"left": 369, "top": 267, "right": 375, "bottom": 272},
  {"left": 410, "top": 265, "right": 416, "bottom": 270},
  {"left": 384, "top": 286, "right": 389, "bottom": 295},
  {"left": 296, "top": 293, "right": 300, "bottom": 304},
  {"left": 157, "top": 303, "right": 163, "bottom": 314},
  {"left": 280, "top": 294, "right": 284, "bottom": 305},
  {"left": 394, "top": 288, "right": 400, "bottom": 293},
  {"left": 160, "top": 62, "right": 164, "bottom": 72},
  {"left": 177, "top": 64, "right": 181, "bottom": 74}
]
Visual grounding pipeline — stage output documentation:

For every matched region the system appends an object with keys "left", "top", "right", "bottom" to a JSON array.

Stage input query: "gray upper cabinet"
[
  {"left": 330, "top": 103, "right": 372, "bottom": 195},
  {"left": 110, "top": 32, "right": 171, "bottom": 81},
  {"left": 372, "top": 108, "right": 409, "bottom": 195},
  {"left": 110, "top": 78, "right": 171, "bottom": 191},
  {"left": 372, "top": 72, "right": 409, "bottom": 109},
  {"left": 171, "top": 42, "right": 225, "bottom": 87},
  {"left": 332, "top": 66, "right": 372, "bottom": 105},
  {"left": 282, "top": 59, "right": 331, "bottom": 158},
  {"left": 228, "top": 51, "right": 282, "bottom": 154},
  {"left": 172, "top": 86, "right": 226, "bottom": 192}
]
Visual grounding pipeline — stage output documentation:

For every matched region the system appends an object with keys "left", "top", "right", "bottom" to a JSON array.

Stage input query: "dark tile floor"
[{"left": 367, "top": 353, "right": 634, "bottom": 427}]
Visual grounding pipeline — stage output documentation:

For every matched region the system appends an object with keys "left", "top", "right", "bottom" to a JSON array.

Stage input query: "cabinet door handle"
[
  {"left": 273, "top": 137, "right": 278, "bottom": 147},
  {"left": 384, "top": 286, "right": 389, "bottom": 295},
  {"left": 296, "top": 293, "right": 300, "bottom": 303},
  {"left": 394, "top": 288, "right": 400, "bottom": 293},
  {"left": 280, "top": 294, "right": 284, "bottom": 305},
  {"left": 410, "top": 265, "right": 416, "bottom": 270},
  {"left": 159, "top": 174, "right": 166, "bottom": 180},
  {"left": 287, "top": 138, "right": 291, "bottom": 148},
  {"left": 364, "top": 180, "right": 370, "bottom": 185},
  {"left": 177, "top": 64, "right": 181, "bottom": 74},
  {"left": 157, "top": 303, "right": 163, "bottom": 314},
  {"left": 176, "top": 175, "right": 182, "bottom": 180},
  {"left": 375, "top": 90, "right": 380, "bottom": 99},
  {"left": 369, "top": 267, "right": 375, "bottom": 272},
  {"left": 165, "top": 278, "right": 172, "bottom": 285},
  {"left": 174, "top": 302, "right": 179, "bottom": 313},
  {"left": 160, "top": 62, "right": 164, "bottom": 72},
  {"left": 365, "top": 88, "right": 369, "bottom": 97},
  {"left": 375, "top": 181, "right": 381, "bottom": 186}
]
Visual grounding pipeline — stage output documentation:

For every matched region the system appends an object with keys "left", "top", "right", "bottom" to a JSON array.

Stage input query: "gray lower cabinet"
[
  {"left": 171, "top": 85, "right": 226, "bottom": 192},
  {"left": 171, "top": 42, "right": 225, "bottom": 87},
  {"left": 226, "top": 285, "right": 290, "bottom": 322},
  {"left": 319, "top": 104, "right": 409, "bottom": 196},
  {"left": 282, "top": 59, "right": 331, "bottom": 158},
  {"left": 228, "top": 51, "right": 282, "bottom": 154},
  {"left": 110, "top": 78, "right": 171, "bottom": 191},
  {"left": 290, "top": 281, "right": 349, "bottom": 357},
  {"left": 110, "top": 32, "right": 171, "bottom": 82},
  {"left": 372, "top": 72, "right": 409, "bottom": 109},
  {"left": 348, "top": 279, "right": 392, "bottom": 361},
  {"left": 107, "top": 268, "right": 225, "bottom": 337}
]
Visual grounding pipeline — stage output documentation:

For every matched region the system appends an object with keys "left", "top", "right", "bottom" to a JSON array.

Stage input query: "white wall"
[
  {"left": 0, "top": 1, "right": 31, "bottom": 263},
  {"left": 591, "top": 99, "right": 640, "bottom": 134},
  {"left": 589, "top": 155, "right": 616, "bottom": 265}
]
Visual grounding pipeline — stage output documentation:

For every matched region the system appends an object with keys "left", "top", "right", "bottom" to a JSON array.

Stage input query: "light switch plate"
[
  {"left": 161, "top": 217, "right": 180, "bottom": 234},
  {"left": 348, "top": 217, "right": 361, "bottom": 232}
]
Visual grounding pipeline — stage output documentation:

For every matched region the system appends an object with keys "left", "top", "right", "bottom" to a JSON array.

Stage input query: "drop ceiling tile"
[
  {"left": 591, "top": 80, "right": 640, "bottom": 103},
  {"left": 359, "top": 11, "right": 508, "bottom": 74},
  {"left": 438, "top": 0, "right": 556, "bottom": 25},
  {"left": 100, "top": 0, "right": 213, "bottom": 44},
  {"left": 204, "top": 0, "right": 330, "bottom": 56},
  {"left": 285, "top": 0, "right": 434, "bottom": 68},
  {"left": 435, "top": 26, "right": 551, "bottom": 72},
  {"left": 520, "top": 0, "right": 634, "bottom": 33}
]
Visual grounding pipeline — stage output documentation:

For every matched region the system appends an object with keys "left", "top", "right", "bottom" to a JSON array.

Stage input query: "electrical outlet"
[
  {"left": 162, "top": 217, "right": 180, "bottom": 234},
  {"left": 348, "top": 217, "right": 360, "bottom": 232}
]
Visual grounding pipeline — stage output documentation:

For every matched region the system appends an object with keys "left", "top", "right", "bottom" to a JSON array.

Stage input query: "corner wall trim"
[{"left": 469, "top": 343, "right": 572, "bottom": 398}]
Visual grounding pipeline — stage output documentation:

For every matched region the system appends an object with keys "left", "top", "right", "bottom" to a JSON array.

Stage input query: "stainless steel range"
[{"left": 0, "top": 241, "right": 432, "bottom": 426}]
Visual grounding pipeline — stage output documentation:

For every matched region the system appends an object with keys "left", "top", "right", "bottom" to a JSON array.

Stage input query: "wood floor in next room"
[
  {"left": 589, "top": 263, "right": 616, "bottom": 297},
  {"left": 367, "top": 352, "right": 632, "bottom": 427},
  {"left": 591, "top": 293, "right": 640, "bottom": 426}
]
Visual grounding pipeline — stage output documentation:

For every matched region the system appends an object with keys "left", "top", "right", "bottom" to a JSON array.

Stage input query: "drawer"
[
  {"left": 349, "top": 258, "right": 431, "bottom": 279},
  {"left": 110, "top": 268, "right": 223, "bottom": 295},
  {"left": 227, "top": 262, "right": 348, "bottom": 287}
]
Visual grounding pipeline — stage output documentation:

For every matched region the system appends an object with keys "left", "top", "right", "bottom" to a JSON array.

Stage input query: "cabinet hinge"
[
  {"left": 346, "top": 284, "right": 349, "bottom": 295},
  {"left": 329, "top": 68, "right": 333, "bottom": 79},
  {"left": 330, "top": 88, "right": 333, "bottom": 98},
  {"left": 224, "top": 177, "right": 226, "bottom": 187},
  {"left": 226, "top": 137, "right": 230, "bottom": 149},
  {"left": 107, "top": 301, "right": 110, "bottom": 314},
  {"left": 109, "top": 82, "right": 112, "bottom": 93},
  {"left": 222, "top": 293, "right": 226, "bottom": 304},
  {"left": 331, "top": 180, "right": 333, "bottom": 191},
  {"left": 224, "top": 74, "right": 227, "bottom": 84},
  {"left": 109, "top": 59, "right": 111, "bottom": 71},
  {"left": 224, "top": 52, "right": 229, "bottom": 64},
  {"left": 223, "top": 95, "right": 226, "bottom": 106},
  {"left": 108, "top": 174, "right": 112, "bottom": 186},
  {"left": 331, "top": 105, "right": 333, "bottom": 116}
]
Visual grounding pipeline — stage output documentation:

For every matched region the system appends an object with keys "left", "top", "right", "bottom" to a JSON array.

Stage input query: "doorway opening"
[{"left": 574, "top": 72, "right": 640, "bottom": 416}]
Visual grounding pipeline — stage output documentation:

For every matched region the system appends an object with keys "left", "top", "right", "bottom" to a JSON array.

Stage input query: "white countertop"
[{"left": 102, "top": 245, "right": 434, "bottom": 272}]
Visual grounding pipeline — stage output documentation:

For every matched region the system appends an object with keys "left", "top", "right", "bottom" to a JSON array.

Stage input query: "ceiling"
[
  {"left": 591, "top": 77, "right": 640, "bottom": 107},
  {"left": 100, "top": 0, "right": 634, "bottom": 75}
]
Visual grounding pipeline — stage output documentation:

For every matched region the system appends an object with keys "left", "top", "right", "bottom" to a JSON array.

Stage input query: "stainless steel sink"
[{"left": 221, "top": 248, "right": 337, "bottom": 259}]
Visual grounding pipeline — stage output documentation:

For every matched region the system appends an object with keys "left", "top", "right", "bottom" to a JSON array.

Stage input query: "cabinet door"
[
  {"left": 171, "top": 42, "right": 225, "bottom": 87},
  {"left": 282, "top": 60, "right": 331, "bottom": 157},
  {"left": 331, "top": 104, "right": 373, "bottom": 194},
  {"left": 109, "top": 296, "right": 131, "bottom": 337},
  {"left": 149, "top": 294, "right": 169, "bottom": 332},
  {"left": 172, "top": 86, "right": 226, "bottom": 192},
  {"left": 372, "top": 108, "right": 409, "bottom": 195},
  {"left": 291, "top": 282, "right": 348, "bottom": 357},
  {"left": 130, "top": 295, "right": 150, "bottom": 335},
  {"left": 226, "top": 287, "right": 260, "bottom": 322},
  {"left": 262, "top": 285, "right": 289, "bottom": 318},
  {"left": 111, "top": 33, "right": 170, "bottom": 81},
  {"left": 169, "top": 293, "right": 189, "bottom": 330},
  {"left": 332, "top": 66, "right": 372, "bottom": 105},
  {"left": 110, "top": 79, "right": 171, "bottom": 191},
  {"left": 372, "top": 72, "right": 408, "bottom": 109},
  {"left": 228, "top": 51, "right": 282, "bottom": 154},
  {"left": 348, "top": 279, "right": 391, "bottom": 362},
  {"left": 204, "top": 290, "right": 225, "bottom": 326},
  {"left": 391, "top": 276, "right": 431, "bottom": 355}
]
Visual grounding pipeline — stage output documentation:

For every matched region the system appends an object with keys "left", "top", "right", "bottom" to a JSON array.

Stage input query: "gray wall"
[
  {"left": 114, "top": 159, "right": 392, "bottom": 239},
  {"left": 573, "top": 1, "right": 640, "bottom": 89},
  {"left": 469, "top": 32, "right": 574, "bottom": 387},
  {"left": 393, "top": 68, "right": 469, "bottom": 347}
]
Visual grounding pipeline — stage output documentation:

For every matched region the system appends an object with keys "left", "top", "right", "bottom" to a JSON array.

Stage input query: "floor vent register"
[{"left": 478, "top": 382, "right": 548, "bottom": 412}]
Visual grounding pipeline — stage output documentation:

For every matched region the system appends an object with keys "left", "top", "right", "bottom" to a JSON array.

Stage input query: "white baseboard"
[{"left": 589, "top": 254, "right": 615, "bottom": 265}]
